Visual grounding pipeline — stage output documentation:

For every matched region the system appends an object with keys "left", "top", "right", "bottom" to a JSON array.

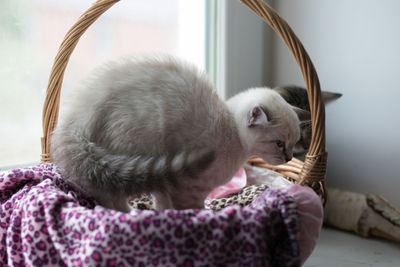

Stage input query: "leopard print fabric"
[
  {"left": 208, "top": 184, "right": 269, "bottom": 211},
  {"left": 130, "top": 194, "right": 155, "bottom": 210},
  {"left": 130, "top": 184, "right": 269, "bottom": 211}
]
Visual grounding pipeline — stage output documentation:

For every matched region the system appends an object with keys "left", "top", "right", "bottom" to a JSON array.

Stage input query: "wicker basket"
[{"left": 40, "top": 0, "right": 327, "bottom": 203}]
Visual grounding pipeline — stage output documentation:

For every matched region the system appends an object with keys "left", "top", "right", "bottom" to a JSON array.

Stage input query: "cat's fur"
[
  {"left": 273, "top": 85, "right": 342, "bottom": 156},
  {"left": 51, "top": 56, "right": 308, "bottom": 212}
]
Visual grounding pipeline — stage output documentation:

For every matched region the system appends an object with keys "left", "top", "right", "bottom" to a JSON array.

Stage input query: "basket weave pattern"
[{"left": 41, "top": 0, "right": 327, "bottom": 202}]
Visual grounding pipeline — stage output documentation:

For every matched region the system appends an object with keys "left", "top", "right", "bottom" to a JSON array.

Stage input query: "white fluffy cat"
[{"left": 51, "top": 55, "right": 309, "bottom": 212}]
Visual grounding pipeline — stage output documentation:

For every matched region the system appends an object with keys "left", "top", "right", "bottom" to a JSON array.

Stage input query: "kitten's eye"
[{"left": 276, "top": 140, "right": 285, "bottom": 148}]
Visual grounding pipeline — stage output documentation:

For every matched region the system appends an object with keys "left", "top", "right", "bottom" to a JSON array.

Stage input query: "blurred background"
[
  {"left": 1, "top": 0, "right": 399, "bottom": 208},
  {"left": 0, "top": 0, "right": 205, "bottom": 166}
]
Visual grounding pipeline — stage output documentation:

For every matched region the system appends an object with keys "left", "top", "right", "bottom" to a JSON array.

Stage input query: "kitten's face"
[
  {"left": 294, "top": 120, "right": 312, "bottom": 155},
  {"left": 228, "top": 88, "right": 309, "bottom": 166},
  {"left": 247, "top": 109, "right": 301, "bottom": 165},
  {"left": 246, "top": 104, "right": 312, "bottom": 165},
  {"left": 274, "top": 86, "right": 342, "bottom": 157}
]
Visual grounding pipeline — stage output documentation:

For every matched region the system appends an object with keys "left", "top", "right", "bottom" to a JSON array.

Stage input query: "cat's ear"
[
  {"left": 322, "top": 91, "right": 342, "bottom": 105},
  {"left": 247, "top": 106, "right": 269, "bottom": 127},
  {"left": 292, "top": 106, "right": 311, "bottom": 122}
]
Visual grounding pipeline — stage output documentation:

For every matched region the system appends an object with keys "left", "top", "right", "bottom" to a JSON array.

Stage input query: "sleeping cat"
[
  {"left": 51, "top": 56, "right": 310, "bottom": 212},
  {"left": 273, "top": 85, "right": 342, "bottom": 157}
]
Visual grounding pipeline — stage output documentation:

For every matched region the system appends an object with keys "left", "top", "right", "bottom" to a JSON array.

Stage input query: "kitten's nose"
[{"left": 284, "top": 153, "right": 293, "bottom": 162}]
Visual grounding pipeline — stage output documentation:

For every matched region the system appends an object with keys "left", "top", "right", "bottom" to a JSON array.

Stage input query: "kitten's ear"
[
  {"left": 322, "top": 91, "right": 342, "bottom": 105},
  {"left": 247, "top": 106, "right": 269, "bottom": 127},
  {"left": 292, "top": 106, "right": 311, "bottom": 122}
]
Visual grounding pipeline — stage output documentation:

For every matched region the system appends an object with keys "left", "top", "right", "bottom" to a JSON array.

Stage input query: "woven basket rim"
[{"left": 40, "top": 0, "right": 327, "bottom": 202}]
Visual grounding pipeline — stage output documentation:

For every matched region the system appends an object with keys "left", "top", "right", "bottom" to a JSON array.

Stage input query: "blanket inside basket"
[{"left": 0, "top": 164, "right": 321, "bottom": 266}]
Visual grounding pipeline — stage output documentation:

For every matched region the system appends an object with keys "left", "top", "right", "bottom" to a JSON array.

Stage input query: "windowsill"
[{"left": 305, "top": 227, "right": 400, "bottom": 267}]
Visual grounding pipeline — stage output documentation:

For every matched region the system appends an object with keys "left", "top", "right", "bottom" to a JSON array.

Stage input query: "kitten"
[
  {"left": 273, "top": 85, "right": 342, "bottom": 157},
  {"left": 51, "top": 56, "right": 309, "bottom": 212}
]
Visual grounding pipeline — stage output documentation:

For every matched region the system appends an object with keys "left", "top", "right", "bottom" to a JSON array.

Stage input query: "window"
[
  {"left": 0, "top": 0, "right": 267, "bottom": 169},
  {"left": 0, "top": 0, "right": 205, "bottom": 168}
]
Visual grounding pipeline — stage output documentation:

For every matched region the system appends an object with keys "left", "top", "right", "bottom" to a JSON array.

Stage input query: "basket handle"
[
  {"left": 239, "top": 0, "right": 327, "bottom": 202},
  {"left": 41, "top": 0, "right": 327, "bottom": 202},
  {"left": 41, "top": 0, "right": 120, "bottom": 163}
]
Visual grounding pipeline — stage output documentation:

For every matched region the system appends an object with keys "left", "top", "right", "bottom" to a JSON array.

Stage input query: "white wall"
[
  {"left": 222, "top": 0, "right": 274, "bottom": 98},
  {"left": 271, "top": 0, "right": 400, "bottom": 207}
]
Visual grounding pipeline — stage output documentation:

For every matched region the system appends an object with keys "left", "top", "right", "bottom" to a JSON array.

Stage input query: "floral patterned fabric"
[{"left": 0, "top": 164, "right": 301, "bottom": 267}]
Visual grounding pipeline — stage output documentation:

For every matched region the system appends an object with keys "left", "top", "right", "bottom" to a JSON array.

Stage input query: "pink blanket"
[{"left": 0, "top": 164, "right": 322, "bottom": 266}]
